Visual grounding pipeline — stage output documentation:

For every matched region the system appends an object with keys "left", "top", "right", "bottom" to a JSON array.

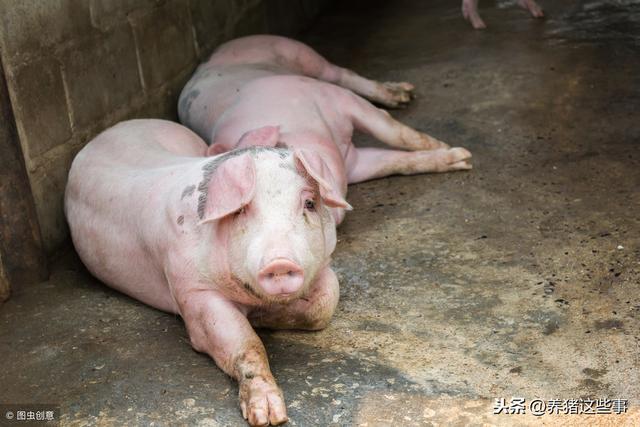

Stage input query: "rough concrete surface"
[{"left": 1, "top": 0, "right": 639, "bottom": 426}]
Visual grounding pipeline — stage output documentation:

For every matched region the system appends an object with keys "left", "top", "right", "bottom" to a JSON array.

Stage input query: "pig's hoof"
[
  {"left": 462, "top": 3, "right": 487, "bottom": 29},
  {"left": 379, "top": 81, "right": 415, "bottom": 108},
  {"left": 518, "top": 0, "right": 544, "bottom": 18},
  {"left": 239, "top": 377, "right": 288, "bottom": 426},
  {"left": 444, "top": 147, "right": 473, "bottom": 171}
]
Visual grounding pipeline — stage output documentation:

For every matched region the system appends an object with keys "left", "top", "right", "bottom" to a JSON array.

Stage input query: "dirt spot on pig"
[
  {"left": 179, "top": 89, "right": 200, "bottom": 118},
  {"left": 196, "top": 146, "right": 291, "bottom": 219}
]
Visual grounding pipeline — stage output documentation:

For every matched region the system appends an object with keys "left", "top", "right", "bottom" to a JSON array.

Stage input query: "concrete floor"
[{"left": 2, "top": 0, "right": 639, "bottom": 425}]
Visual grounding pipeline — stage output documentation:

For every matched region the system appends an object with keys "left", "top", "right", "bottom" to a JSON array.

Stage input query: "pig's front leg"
[
  {"left": 249, "top": 267, "right": 339, "bottom": 331},
  {"left": 346, "top": 92, "right": 449, "bottom": 151},
  {"left": 178, "top": 289, "right": 288, "bottom": 426},
  {"left": 348, "top": 147, "right": 472, "bottom": 183}
]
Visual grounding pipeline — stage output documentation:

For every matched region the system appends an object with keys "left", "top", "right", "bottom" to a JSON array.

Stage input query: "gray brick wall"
[{"left": 0, "top": 0, "right": 330, "bottom": 253}]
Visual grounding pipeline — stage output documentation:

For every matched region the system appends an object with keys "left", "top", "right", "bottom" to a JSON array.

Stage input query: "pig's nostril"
[{"left": 258, "top": 259, "right": 304, "bottom": 295}]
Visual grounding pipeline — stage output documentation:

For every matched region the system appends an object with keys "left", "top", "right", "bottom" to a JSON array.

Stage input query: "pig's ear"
[
  {"left": 200, "top": 153, "right": 256, "bottom": 223},
  {"left": 237, "top": 126, "right": 280, "bottom": 147},
  {"left": 294, "top": 149, "right": 352, "bottom": 210}
]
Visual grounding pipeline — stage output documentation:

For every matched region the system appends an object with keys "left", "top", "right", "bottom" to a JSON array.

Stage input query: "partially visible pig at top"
[{"left": 462, "top": 0, "right": 544, "bottom": 29}]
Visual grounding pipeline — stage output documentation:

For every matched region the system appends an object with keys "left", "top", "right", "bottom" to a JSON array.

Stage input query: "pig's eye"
[
  {"left": 304, "top": 199, "right": 316, "bottom": 211},
  {"left": 234, "top": 206, "right": 246, "bottom": 217}
]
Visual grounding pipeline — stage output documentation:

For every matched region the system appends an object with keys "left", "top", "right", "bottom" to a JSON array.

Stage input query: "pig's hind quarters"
[
  {"left": 248, "top": 267, "right": 339, "bottom": 331},
  {"left": 250, "top": 35, "right": 416, "bottom": 109}
]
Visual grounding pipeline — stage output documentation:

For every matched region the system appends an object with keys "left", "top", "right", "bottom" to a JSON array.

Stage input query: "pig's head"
[{"left": 200, "top": 128, "right": 350, "bottom": 303}]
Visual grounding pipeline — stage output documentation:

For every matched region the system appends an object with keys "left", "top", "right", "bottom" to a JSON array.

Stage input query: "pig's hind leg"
[
  {"left": 249, "top": 267, "right": 339, "bottom": 331},
  {"left": 348, "top": 146, "right": 472, "bottom": 183},
  {"left": 343, "top": 83, "right": 472, "bottom": 182},
  {"left": 327, "top": 68, "right": 415, "bottom": 109},
  {"left": 270, "top": 37, "right": 414, "bottom": 108}
]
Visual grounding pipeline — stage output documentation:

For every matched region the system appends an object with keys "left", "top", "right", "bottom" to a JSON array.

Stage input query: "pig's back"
[
  {"left": 178, "top": 35, "right": 317, "bottom": 142},
  {"left": 178, "top": 62, "right": 294, "bottom": 142}
]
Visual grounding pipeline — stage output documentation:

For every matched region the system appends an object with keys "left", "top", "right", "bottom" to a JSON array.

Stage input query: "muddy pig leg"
[
  {"left": 178, "top": 289, "right": 288, "bottom": 426},
  {"left": 348, "top": 147, "right": 472, "bottom": 184},
  {"left": 346, "top": 92, "right": 450, "bottom": 151}
]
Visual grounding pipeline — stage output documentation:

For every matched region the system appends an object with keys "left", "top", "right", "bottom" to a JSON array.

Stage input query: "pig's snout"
[{"left": 258, "top": 258, "right": 304, "bottom": 296}]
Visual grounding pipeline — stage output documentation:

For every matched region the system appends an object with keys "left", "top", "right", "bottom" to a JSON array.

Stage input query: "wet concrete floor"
[{"left": 1, "top": 0, "right": 639, "bottom": 425}]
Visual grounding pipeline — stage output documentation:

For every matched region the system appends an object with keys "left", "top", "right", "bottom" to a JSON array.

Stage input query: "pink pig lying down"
[{"left": 66, "top": 36, "right": 471, "bottom": 427}]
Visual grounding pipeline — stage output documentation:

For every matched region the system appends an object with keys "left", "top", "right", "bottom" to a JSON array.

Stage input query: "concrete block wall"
[{"left": 0, "top": 0, "right": 329, "bottom": 253}]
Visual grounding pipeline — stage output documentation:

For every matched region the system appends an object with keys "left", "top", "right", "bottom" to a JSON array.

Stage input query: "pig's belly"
[{"left": 72, "top": 221, "right": 178, "bottom": 313}]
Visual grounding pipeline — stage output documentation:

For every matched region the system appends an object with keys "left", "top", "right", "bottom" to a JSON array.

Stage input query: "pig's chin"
[
  {"left": 264, "top": 290, "right": 304, "bottom": 305},
  {"left": 253, "top": 279, "right": 309, "bottom": 304},
  {"left": 239, "top": 275, "right": 310, "bottom": 305}
]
